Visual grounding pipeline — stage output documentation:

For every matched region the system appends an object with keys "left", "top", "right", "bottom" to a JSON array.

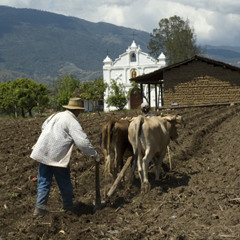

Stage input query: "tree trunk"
[{"left": 21, "top": 108, "right": 25, "bottom": 118}]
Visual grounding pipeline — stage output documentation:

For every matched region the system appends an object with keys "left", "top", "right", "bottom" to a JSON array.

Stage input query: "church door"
[{"left": 130, "top": 87, "right": 142, "bottom": 109}]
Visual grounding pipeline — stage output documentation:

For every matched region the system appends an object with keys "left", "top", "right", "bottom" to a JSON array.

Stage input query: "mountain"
[
  {"left": 0, "top": 6, "right": 239, "bottom": 86},
  {"left": 0, "top": 6, "right": 150, "bottom": 86},
  {"left": 205, "top": 45, "right": 240, "bottom": 66}
]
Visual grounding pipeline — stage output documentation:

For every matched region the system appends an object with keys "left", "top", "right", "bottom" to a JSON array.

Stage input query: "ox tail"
[
  {"left": 134, "top": 115, "right": 144, "bottom": 162},
  {"left": 107, "top": 119, "right": 116, "bottom": 155},
  {"left": 129, "top": 115, "right": 144, "bottom": 183}
]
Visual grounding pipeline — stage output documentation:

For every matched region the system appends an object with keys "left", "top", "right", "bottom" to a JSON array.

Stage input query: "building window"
[
  {"left": 131, "top": 69, "right": 137, "bottom": 78},
  {"left": 131, "top": 53, "right": 136, "bottom": 62}
]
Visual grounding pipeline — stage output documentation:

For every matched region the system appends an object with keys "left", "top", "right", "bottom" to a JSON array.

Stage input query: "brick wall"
[{"left": 163, "top": 60, "right": 240, "bottom": 106}]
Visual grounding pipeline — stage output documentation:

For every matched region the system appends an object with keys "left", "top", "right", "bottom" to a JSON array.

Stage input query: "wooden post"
[
  {"left": 160, "top": 81, "right": 164, "bottom": 106},
  {"left": 148, "top": 84, "right": 151, "bottom": 106},
  {"left": 140, "top": 83, "right": 143, "bottom": 102},
  {"left": 155, "top": 84, "right": 158, "bottom": 110},
  {"left": 95, "top": 161, "right": 101, "bottom": 206}
]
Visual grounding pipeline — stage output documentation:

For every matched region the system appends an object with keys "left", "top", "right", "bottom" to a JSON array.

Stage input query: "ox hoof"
[{"left": 141, "top": 182, "right": 151, "bottom": 194}]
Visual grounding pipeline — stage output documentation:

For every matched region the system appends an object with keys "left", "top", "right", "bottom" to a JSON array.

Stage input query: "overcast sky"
[{"left": 1, "top": 0, "right": 240, "bottom": 47}]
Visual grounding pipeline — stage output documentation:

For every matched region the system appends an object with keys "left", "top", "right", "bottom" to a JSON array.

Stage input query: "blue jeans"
[{"left": 36, "top": 163, "right": 73, "bottom": 209}]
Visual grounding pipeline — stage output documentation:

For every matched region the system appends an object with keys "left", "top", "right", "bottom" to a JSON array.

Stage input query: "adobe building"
[
  {"left": 130, "top": 55, "right": 240, "bottom": 108},
  {"left": 103, "top": 40, "right": 166, "bottom": 111}
]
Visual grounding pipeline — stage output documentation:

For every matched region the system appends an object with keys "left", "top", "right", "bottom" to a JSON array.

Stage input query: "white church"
[{"left": 103, "top": 40, "right": 166, "bottom": 112}]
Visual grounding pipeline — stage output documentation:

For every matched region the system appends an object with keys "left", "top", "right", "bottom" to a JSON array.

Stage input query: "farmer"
[{"left": 30, "top": 98, "right": 100, "bottom": 216}]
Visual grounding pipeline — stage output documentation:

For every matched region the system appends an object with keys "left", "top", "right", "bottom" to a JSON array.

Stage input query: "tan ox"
[
  {"left": 128, "top": 114, "right": 184, "bottom": 193},
  {"left": 101, "top": 118, "right": 132, "bottom": 179}
]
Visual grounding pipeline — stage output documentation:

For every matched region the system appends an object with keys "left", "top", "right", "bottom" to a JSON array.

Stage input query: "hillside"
[
  {"left": 205, "top": 45, "right": 240, "bottom": 66},
  {"left": 0, "top": 6, "right": 150, "bottom": 85},
  {"left": 0, "top": 6, "right": 239, "bottom": 86}
]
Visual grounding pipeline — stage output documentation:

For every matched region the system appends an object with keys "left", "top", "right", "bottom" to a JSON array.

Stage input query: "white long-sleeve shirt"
[{"left": 30, "top": 110, "right": 98, "bottom": 167}]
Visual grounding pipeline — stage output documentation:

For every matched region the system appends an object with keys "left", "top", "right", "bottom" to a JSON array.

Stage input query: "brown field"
[{"left": 1, "top": 104, "right": 240, "bottom": 240}]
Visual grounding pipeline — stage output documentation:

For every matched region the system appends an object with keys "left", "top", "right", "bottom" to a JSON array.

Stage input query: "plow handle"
[{"left": 95, "top": 160, "right": 101, "bottom": 206}]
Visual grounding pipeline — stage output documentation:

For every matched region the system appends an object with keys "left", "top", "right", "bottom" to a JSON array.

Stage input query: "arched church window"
[
  {"left": 131, "top": 53, "right": 136, "bottom": 62},
  {"left": 131, "top": 69, "right": 137, "bottom": 78}
]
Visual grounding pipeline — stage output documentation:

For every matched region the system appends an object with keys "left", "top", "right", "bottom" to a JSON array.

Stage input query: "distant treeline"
[{"left": 0, "top": 74, "right": 108, "bottom": 118}]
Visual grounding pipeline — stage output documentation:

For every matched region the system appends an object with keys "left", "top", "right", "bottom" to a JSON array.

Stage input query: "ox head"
[
  {"left": 162, "top": 114, "right": 185, "bottom": 141},
  {"left": 175, "top": 115, "right": 186, "bottom": 128}
]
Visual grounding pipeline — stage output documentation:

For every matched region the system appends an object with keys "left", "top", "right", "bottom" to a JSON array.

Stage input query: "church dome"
[
  {"left": 158, "top": 52, "right": 166, "bottom": 60},
  {"left": 103, "top": 56, "right": 112, "bottom": 65},
  {"left": 131, "top": 40, "right": 137, "bottom": 49},
  {"left": 158, "top": 52, "right": 166, "bottom": 67}
]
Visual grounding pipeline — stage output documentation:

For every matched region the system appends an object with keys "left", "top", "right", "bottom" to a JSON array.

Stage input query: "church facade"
[{"left": 103, "top": 40, "right": 166, "bottom": 112}]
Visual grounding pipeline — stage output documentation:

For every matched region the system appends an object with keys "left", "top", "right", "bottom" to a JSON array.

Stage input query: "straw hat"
[{"left": 62, "top": 98, "right": 85, "bottom": 110}]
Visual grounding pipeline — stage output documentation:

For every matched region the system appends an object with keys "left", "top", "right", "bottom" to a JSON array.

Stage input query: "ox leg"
[
  {"left": 115, "top": 145, "right": 124, "bottom": 179},
  {"left": 128, "top": 144, "right": 138, "bottom": 183},
  {"left": 106, "top": 148, "right": 115, "bottom": 180},
  {"left": 137, "top": 155, "right": 143, "bottom": 184},
  {"left": 113, "top": 146, "right": 119, "bottom": 179},
  {"left": 154, "top": 151, "right": 166, "bottom": 181},
  {"left": 129, "top": 153, "right": 137, "bottom": 183},
  {"left": 102, "top": 147, "right": 108, "bottom": 176},
  {"left": 135, "top": 149, "right": 144, "bottom": 187},
  {"left": 104, "top": 150, "right": 115, "bottom": 180},
  {"left": 118, "top": 145, "right": 125, "bottom": 170},
  {"left": 104, "top": 154, "right": 111, "bottom": 177},
  {"left": 103, "top": 154, "right": 114, "bottom": 197},
  {"left": 141, "top": 151, "right": 154, "bottom": 193}
]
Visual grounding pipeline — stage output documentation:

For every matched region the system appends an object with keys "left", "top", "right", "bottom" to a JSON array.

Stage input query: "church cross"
[{"left": 132, "top": 31, "right": 136, "bottom": 40}]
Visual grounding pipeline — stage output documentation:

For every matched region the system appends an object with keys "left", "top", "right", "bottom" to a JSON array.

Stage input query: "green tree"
[
  {"left": 148, "top": 15, "right": 202, "bottom": 65},
  {"left": 51, "top": 73, "right": 80, "bottom": 110},
  {"left": 12, "top": 78, "right": 50, "bottom": 117},
  {"left": 34, "top": 84, "right": 51, "bottom": 114},
  {"left": 79, "top": 77, "right": 107, "bottom": 111},
  {"left": 11, "top": 79, "right": 39, "bottom": 117},
  {"left": 0, "top": 81, "right": 16, "bottom": 116},
  {"left": 106, "top": 79, "right": 128, "bottom": 111},
  {"left": 0, "top": 79, "right": 50, "bottom": 117}
]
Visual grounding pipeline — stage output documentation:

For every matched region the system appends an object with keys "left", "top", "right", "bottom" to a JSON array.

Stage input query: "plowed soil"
[{"left": 1, "top": 104, "right": 240, "bottom": 240}]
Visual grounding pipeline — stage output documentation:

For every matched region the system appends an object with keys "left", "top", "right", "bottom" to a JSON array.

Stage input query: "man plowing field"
[{"left": 30, "top": 98, "right": 100, "bottom": 216}]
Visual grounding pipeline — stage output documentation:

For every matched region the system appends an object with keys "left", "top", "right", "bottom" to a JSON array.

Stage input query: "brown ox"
[
  {"left": 101, "top": 118, "right": 132, "bottom": 179},
  {"left": 128, "top": 114, "right": 184, "bottom": 193}
]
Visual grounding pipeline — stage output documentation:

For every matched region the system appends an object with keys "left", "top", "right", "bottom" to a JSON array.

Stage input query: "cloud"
[
  {"left": 0, "top": 0, "right": 240, "bottom": 46},
  {"left": 176, "top": 0, "right": 240, "bottom": 15}
]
